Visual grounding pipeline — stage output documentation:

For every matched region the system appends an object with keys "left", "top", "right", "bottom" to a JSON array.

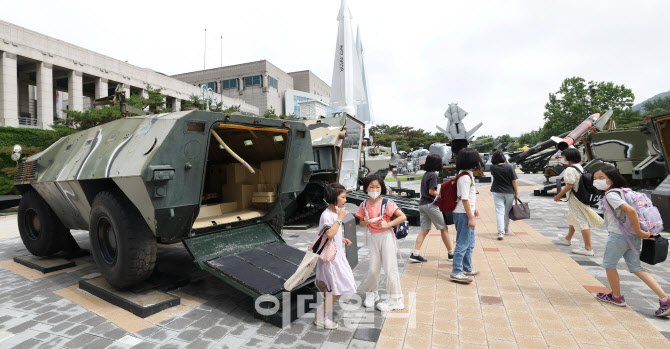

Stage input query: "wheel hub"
[
  {"left": 97, "top": 217, "right": 117, "bottom": 265},
  {"left": 24, "top": 208, "right": 41, "bottom": 240}
]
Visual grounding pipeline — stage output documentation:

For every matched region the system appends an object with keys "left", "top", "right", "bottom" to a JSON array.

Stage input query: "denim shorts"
[{"left": 602, "top": 232, "right": 643, "bottom": 273}]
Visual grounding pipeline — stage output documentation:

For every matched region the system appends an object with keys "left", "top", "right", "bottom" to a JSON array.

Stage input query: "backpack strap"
[
  {"left": 602, "top": 189, "right": 639, "bottom": 255},
  {"left": 567, "top": 165, "right": 583, "bottom": 198},
  {"left": 380, "top": 198, "right": 388, "bottom": 218},
  {"left": 381, "top": 198, "right": 404, "bottom": 262}
]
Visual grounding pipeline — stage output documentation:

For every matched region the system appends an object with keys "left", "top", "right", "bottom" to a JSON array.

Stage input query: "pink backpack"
[{"left": 602, "top": 188, "right": 664, "bottom": 254}]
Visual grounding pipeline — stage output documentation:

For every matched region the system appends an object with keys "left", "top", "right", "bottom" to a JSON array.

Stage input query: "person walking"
[
  {"left": 554, "top": 148, "right": 604, "bottom": 256},
  {"left": 490, "top": 151, "right": 519, "bottom": 240},
  {"left": 592, "top": 165, "right": 670, "bottom": 316},
  {"left": 357, "top": 174, "right": 407, "bottom": 312},
  {"left": 314, "top": 183, "right": 356, "bottom": 329},
  {"left": 410, "top": 154, "right": 454, "bottom": 263},
  {"left": 450, "top": 148, "right": 482, "bottom": 284}
]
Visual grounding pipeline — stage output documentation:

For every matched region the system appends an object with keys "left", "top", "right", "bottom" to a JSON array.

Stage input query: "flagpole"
[
  {"left": 220, "top": 35, "right": 223, "bottom": 110},
  {"left": 203, "top": 28, "right": 207, "bottom": 110}
]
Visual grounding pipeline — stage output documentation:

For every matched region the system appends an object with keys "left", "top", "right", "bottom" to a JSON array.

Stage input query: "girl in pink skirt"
[{"left": 314, "top": 183, "right": 356, "bottom": 330}]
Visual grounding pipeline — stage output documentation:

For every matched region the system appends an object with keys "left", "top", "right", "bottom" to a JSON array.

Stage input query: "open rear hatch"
[{"left": 183, "top": 220, "right": 314, "bottom": 299}]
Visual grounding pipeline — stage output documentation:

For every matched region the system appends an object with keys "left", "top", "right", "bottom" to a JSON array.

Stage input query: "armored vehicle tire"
[
  {"left": 89, "top": 191, "right": 156, "bottom": 290},
  {"left": 17, "top": 190, "right": 69, "bottom": 256}
]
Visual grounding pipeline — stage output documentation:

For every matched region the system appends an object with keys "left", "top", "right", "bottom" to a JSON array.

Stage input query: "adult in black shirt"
[{"left": 490, "top": 151, "right": 518, "bottom": 240}]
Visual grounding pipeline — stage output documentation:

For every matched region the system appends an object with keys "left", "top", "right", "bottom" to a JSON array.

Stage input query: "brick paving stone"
[
  {"left": 63, "top": 333, "right": 114, "bottom": 348},
  {"left": 13, "top": 338, "right": 42, "bottom": 349},
  {"left": 177, "top": 329, "right": 201, "bottom": 342},
  {"left": 184, "top": 338, "right": 213, "bottom": 349},
  {"left": 130, "top": 342, "right": 158, "bottom": 349}
]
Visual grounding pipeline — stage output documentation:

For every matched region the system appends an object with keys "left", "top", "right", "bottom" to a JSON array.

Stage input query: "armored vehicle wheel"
[
  {"left": 17, "top": 190, "right": 69, "bottom": 256},
  {"left": 89, "top": 191, "right": 156, "bottom": 290}
]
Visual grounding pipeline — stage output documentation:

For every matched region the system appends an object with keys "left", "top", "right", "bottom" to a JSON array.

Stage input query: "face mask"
[
  {"left": 593, "top": 179, "right": 610, "bottom": 191},
  {"left": 368, "top": 191, "right": 380, "bottom": 199},
  {"left": 561, "top": 159, "right": 568, "bottom": 165}
]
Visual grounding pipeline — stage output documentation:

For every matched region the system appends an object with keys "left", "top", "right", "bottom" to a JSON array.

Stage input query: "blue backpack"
[{"left": 363, "top": 198, "right": 409, "bottom": 239}]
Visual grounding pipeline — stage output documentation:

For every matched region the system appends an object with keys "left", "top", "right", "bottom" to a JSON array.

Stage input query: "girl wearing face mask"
[
  {"left": 356, "top": 173, "right": 407, "bottom": 312},
  {"left": 314, "top": 183, "right": 356, "bottom": 329},
  {"left": 554, "top": 148, "right": 604, "bottom": 256},
  {"left": 592, "top": 165, "right": 670, "bottom": 317}
]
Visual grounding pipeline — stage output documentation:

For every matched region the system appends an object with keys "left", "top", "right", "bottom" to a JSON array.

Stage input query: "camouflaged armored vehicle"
[{"left": 13, "top": 111, "right": 316, "bottom": 293}]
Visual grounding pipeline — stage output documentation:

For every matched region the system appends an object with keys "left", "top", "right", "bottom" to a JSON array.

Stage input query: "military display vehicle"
[
  {"left": 13, "top": 110, "right": 316, "bottom": 295},
  {"left": 285, "top": 114, "right": 364, "bottom": 223},
  {"left": 360, "top": 145, "right": 391, "bottom": 178}
]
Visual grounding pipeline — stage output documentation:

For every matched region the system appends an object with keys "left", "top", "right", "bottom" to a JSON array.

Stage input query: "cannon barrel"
[
  {"left": 509, "top": 131, "right": 569, "bottom": 163},
  {"left": 557, "top": 113, "right": 601, "bottom": 151}
]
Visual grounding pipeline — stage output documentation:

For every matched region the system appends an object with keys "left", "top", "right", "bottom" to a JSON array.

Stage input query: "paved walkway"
[{"left": 377, "top": 183, "right": 670, "bottom": 349}]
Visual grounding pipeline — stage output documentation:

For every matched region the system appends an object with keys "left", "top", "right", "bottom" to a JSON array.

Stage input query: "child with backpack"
[
  {"left": 592, "top": 165, "right": 670, "bottom": 316},
  {"left": 554, "top": 148, "right": 604, "bottom": 256},
  {"left": 450, "top": 148, "right": 482, "bottom": 284},
  {"left": 356, "top": 174, "right": 407, "bottom": 312},
  {"left": 314, "top": 183, "right": 356, "bottom": 329},
  {"left": 410, "top": 154, "right": 454, "bottom": 263}
]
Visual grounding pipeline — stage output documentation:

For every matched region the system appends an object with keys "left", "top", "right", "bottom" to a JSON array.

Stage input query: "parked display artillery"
[
  {"left": 285, "top": 114, "right": 364, "bottom": 223},
  {"left": 360, "top": 145, "right": 391, "bottom": 178},
  {"left": 13, "top": 110, "right": 317, "bottom": 298}
]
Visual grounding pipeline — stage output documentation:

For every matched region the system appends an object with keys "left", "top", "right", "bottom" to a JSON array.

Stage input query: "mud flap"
[{"left": 183, "top": 223, "right": 315, "bottom": 299}]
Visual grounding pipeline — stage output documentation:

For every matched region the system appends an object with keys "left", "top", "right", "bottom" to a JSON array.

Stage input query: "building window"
[
  {"left": 205, "top": 81, "right": 217, "bottom": 92},
  {"left": 269, "top": 76, "right": 278, "bottom": 89},
  {"left": 221, "top": 78, "right": 238, "bottom": 90},
  {"left": 244, "top": 75, "right": 262, "bottom": 87}
]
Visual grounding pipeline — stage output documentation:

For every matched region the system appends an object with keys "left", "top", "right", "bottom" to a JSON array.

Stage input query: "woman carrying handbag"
[{"left": 489, "top": 151, "right": 519, "bottom": 240}]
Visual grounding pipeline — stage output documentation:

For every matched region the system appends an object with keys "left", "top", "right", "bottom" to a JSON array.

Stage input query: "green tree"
[
  {"left": 181, "top": 95, "right": 202, "bottom": 110},
  {"left": 56, "top": 85, "right": 170, "bottom": 130},
  {"left": 368, "top": 124, "right": 449, "bottom": 150},
  {"left": 263, "top": 108, "right": 278, "bottom": 118},
  {"left": 649, "top": 108, "right": 669, "bottom": 116},
  {"left": 643, "top": 96, "right": 670, "bottom": 113},
  {"left": 543, "top": 77, "right": 635, "bottom": 138}
]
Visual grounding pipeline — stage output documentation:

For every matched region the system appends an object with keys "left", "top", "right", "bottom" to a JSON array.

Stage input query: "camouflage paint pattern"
[{"left": 14, "top": 111, "right": 314, "bottom": 243}]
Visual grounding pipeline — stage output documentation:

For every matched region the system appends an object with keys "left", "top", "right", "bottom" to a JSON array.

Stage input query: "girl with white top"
[
  {"left": 450, "top": 148, "right": 482, "bottom": 284},
  {"left": 314, "top": 183, "right": 356, "bottom": 329},
  {"left": 592, "top": 165, "right": 670, "bottom": 317}
]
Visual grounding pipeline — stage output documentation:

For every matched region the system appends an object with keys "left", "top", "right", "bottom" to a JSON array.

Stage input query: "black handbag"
[
  {"left": 443, "top": 212, "right": 454, "bottom": 226},
  {"left": 640, "top": 235, "right": 669, "bottom": 265},
  {"left": 508, "top": 198, "right": 530, "bottom": 221}
]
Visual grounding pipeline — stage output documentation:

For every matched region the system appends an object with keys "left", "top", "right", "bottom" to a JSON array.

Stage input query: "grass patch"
[{"left": 385, "top": 174, "right": 424, "bottom": 182}]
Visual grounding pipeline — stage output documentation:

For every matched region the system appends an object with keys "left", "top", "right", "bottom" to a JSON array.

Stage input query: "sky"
[{"left": 2, "top": 0, "right": 669, "bottom": 137}]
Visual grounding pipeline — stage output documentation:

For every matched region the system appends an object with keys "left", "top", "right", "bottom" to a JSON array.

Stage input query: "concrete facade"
[
  {"left": 172, "top": 61, "right": 330, "bottom": 116},
  {"left": 288, "top": 70, "right": 330, "bottom": 98},
  {"left": 0, "top": 20, "right": 258, "bottom": 129}
]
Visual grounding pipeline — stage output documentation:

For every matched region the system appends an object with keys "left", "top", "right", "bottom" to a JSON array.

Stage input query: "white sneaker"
[
  {"left": 450, "top": 272, "right": 473, "bottom": 283},
  {"left": 556, "top": 234, "right": 572, "bottom": 246},
  {"left": 572, "top": 248, "right": 595, "bottom": 256},
  {"left": 497, "top": 232, "right": 504, "bottom": 240},
  {"left": 314, "top": 316, "right": 338, "bottom": 329},
  {"left": 464, "top": 269, "right": 480, "bottom": 276},
  {"left": 376, "top": 299, "right": 405, "bottom": 312},
  {"left": 364, "top": 292, "right": 380, "bottom": 308}
]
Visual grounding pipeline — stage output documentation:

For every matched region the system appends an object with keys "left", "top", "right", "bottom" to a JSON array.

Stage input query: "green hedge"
[{"left": 0, "top": 126, "right": 76, "bottom": 194}]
